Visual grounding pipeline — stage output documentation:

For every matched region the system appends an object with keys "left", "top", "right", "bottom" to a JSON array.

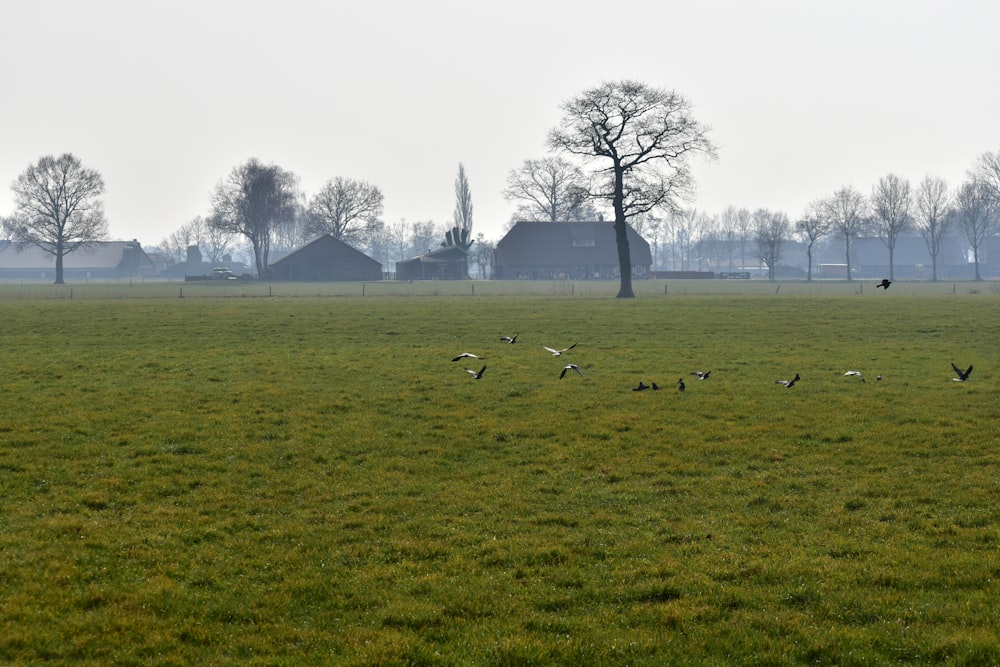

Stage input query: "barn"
[
  {"left": 493, "top": 221, "right": 652, "bottom": 280},
  {"left": 0, "top": 240, "right": 156, "bottom": 281},
  {"left": 395, "top": 246, "right": 470, "bottom": 280},
  {"left": 268, "top": 234, "right": 382, "bottom": 281}
]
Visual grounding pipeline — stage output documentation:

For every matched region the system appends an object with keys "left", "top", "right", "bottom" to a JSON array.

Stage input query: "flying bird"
[
  {"left": 559, "top": 364, "right": 583, "bottom": 379},
  {"left": 542, "top": 343, "right": 577, "bottom": 356},
  {"left": 451, "top": 353, "right": 484, "bottom": 362},
  {"left": 951, "top": 363, "right": 973, "bottom": 382},
  {"left": 776, "top": 373, "right": 801, "bottom": 388},
  {"left": 876, "top": 279, "right": 892, "bottom": 289},
  {"left": 844, "top": 370, "right": 865, "bottom": 382},
  {"left": 631, "top": 381, "right": 650, "bottom": 392},
  {"left": 678, "top": 378, "right": 685, "bottom": 391},
  {"left": 690, "top": 370, "right": 711, "bottom": 380},
  {"left": 499, "top": 332, "right": 519, "bottom": 344},
  {"left": 465, "top": 365, "right": 487, "bottom": 380}
]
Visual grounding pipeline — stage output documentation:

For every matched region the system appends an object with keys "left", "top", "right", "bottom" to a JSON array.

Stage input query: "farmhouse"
[
  {"left": 396, "top": 245, "right": 470, "bottom": 280},
  {"left": 268, "top": 234, "right": 382, "bottom": 281},
  {"left": 0, "top": 240, "right": 155, "bottom": 281},
  {"left": 493, "top": 221, "right": 652, "bottom": 280}
]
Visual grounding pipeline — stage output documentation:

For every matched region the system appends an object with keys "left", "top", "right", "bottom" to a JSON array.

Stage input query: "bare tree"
[
  {"left": 306, "top": 177, "right": 384, "bottom": 247},
  {"left": 795, "top": 200, "right": 832, "bottom": 281},
  {"left": 823, "top": 186, "right": 868, "bottom": 281},
  {"left": 734, "top": 207, "right": 753, "bottom": 270},
  {"left": 954, "top": 179, "right": 997, "bottom": 281},
  {"left": 408, "top": 220, "right": 441, "bottom": 257},
  {"left": 914, "top": 175, "right": 952, "bottom": 281},
  {"left": 503, "top": 156, "right": 590, "bottom": 222},
  {"left": 549, "top": 80, "right": 716, "bottom": 298},
  {"left": 7, "top": 153, "right": 109, "bottom": 284},
  {"left": 870, "top": 174, "right": 913, "bottom": 280},
  {"left": 469, "top": 233, "right": 495, "bottom": 279},
  {"left": 753, "top": 208, "right": 789, "bottom": 281},
  {"left": 210, "top": 158, "right": 299, "bottom": 278},
  {"left": 453, "top": 163, "right": 473, "bottom": 236},
  {"left": 972, "top": 149, "right": 1000, "bottom": 201}
]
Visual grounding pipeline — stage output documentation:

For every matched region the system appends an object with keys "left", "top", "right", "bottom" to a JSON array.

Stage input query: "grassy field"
[{"left": 1, "top": 282, "right": 998, "bottom": 665}]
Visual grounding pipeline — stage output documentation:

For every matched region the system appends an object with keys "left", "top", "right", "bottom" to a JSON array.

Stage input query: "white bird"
[
  {"left": 559, "top": 364, "right": 582, "bottom": 379},
  {"left": 542, "top": 343, "right": 577, "bottom": 356},
  {"left": 844, "top": 370, "right": 865, "bottom": 382},
  {"left": 775, "top": 373, "right": 801, "bottom": 388},
  {"left": 451, "top": 353, "right": 484, "bottom": 362},
  {"left": 465, "top": 365, "right": 487, "bottom": 379},
  {"left": 690, "top": 370, "right": 711, "bottom": 380},
  {"left": 499, "top": 332, "right": 519, "bottom": 344},
  {"left": 951, "top": 363, "right": 973, "bottom": 382}
]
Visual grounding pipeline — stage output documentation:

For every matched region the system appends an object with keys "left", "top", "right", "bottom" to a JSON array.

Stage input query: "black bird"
[
  {"left": 951, "top": 363, "right": 973, "bottom": 382},
  {"left": 776, "top": 373, "right": 800, "bottom": 388},
  {"left": 876, "top": 279, "right": 892, "bottom": 290},
  {"left": 690, "top": 370, "right": 711, "bottom": 380},
  {"left": 678, "top": 378, "right": 685, "bottom": 391},
  {"left": 452, "top": 352, "right": 484, "bottom": 362},
  {"left": 500, "top": 332, "right": 519, "bottom": 344},
  {"left": 651, "top": 382, "right": 660, "bottom": 390},
  {"left": 542, "top": 343, "right": 577, "bottom": 356},
  {"left": 631, "top": 381, "right": 650, "bottom": 392},
  {"left": 465, "top": 365, "right": 487, "bottom": 380},
  {"left": 559, "top": 364, "right": 583, "bottom": 379}
]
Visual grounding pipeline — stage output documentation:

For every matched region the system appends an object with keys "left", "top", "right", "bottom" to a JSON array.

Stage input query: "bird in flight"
[
  {"left": 465, "top": 366, "right": 487, "bottom": 379},
  {"left": 500, "top": 332, "right": 519, "bottom": 344},
  {"left": 951, "top": 363, "right": 973, "bottom": 382},
  {"left": 542, "top": 343, "right": 577, "bottom": 356},
  {"left": 452, "top": 352, "right": 484, "bottom": 362},
  {"left": 559, "top": 364, "right": 582, "bottom": 379},
  {"left": 678, "top": 378, "right": 685, "bottom": 392},
  {"left": 690, "top": 370, "right": 711, "bottom": 380},
  {"left": 631, "top": 381, "right": 650, "bottom": 391},
  {"left": 844, "top": 370, "right": 865, "bottom": 382},
  {"left": 776, "top": 373, "right": 801, "bottom": 388},
  {"left": 876, "top": 279, "right": 892, "bottom": 289}
]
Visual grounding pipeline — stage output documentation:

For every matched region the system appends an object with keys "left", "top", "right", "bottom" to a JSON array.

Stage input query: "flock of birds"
[{"left": 448, "top": 279, "right": 976, "bottom": 390}]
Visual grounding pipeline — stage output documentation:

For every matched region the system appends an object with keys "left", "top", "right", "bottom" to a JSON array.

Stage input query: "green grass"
[{"left": 1, "top": 285, "right": 999, "bottom": 664}]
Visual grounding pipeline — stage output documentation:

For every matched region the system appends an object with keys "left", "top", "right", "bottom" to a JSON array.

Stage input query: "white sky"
[{"left": 2, "top": 0, "right": 998, "bottom": 246}]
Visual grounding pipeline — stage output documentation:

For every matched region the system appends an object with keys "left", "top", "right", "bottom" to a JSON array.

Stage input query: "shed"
[
  {"left": 396, "top": 246, "right": 470, "bottom": 280},
  {"left": 493, "top": 221, "right": 652, "bottom": 280},
  {"left": 0, "top": 240, "right": 155, "bottom": 281},
  {"left": 268, "top": 234, "right": 383, "bottom": 281}
]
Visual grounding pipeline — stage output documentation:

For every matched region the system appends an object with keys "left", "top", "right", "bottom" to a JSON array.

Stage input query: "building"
[
  {"left": 493, "top": 221, "right": 652, "bottom": 280},
  {"left": 268, "top": 234, "right": 383, "bottom": 281},
  {"left": 395, "top": 246, "right": 470, "bottom": 280},
  {"left": 0, "top": 240, "right": 155, "bottom": 281}
]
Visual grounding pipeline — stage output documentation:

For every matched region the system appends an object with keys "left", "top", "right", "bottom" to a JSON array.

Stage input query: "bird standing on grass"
[
  {"left": 632, "top": 381, "right": 650, "bottom": 391},
  {"left": 678, "top": 378, "right": 685, "bottom": 392},
  {"left": 951, "top": 363, "right": 973, "bottom": 382}
]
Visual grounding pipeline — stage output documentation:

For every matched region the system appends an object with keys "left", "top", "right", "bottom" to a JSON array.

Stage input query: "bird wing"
[
  {"left": 542, "top": 346, "right": 558, "bottom": 354},
  {"left": 564, "top": 343, "right": 577, "bottom": 352},
  {"left": 559, "top": 367, "right": 568, "bottom": 379},
  {"left": 475, "top": 366, "right": 487, "bottom": 379},
  {"left": 951, "top": 362, "right": 963, "bottom": 377},
  {"left": 965, "top": 365, "right": 973, "bottom": 379}
]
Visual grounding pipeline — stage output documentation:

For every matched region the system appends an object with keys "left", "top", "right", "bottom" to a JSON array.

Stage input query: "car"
[{"left": 211, "top": 267, "right": 238, "bottom": 280}]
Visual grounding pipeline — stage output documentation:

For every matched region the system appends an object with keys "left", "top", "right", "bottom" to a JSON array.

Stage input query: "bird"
[
  {"left": 542, "top": 343, "right": 577, "bottom": 356},
  {"left": 465, "top": 365, "right": 487, "bottom": 379},
  {"left": 631, "top": 381, "right": 650, "bottom": 391},
  {"left": 690, "top": 370, "right": 711, "bottom": 380},
  {"left": 499, "top": 332, "right": 519, "bottom": 344},
  {"left": 678, "top": 378, "right": 686, "bottom": 391},
  {"left": 776, "top": 373, "right": 801, "bottom": 388},
  {"left": 844, "top": 370, "right": 865, "bottom": 382},
  {"left": 876, "top": 279, "right": 892, "bottom": 290},
  {"left": 876, "top": 374, "right": 883, "bottom": 381},
  {"left": 951, "top": 363, "right": 973, "bottom": 382},
  {"left": 651, "top": 382, "right": 661, "bottom": 390},
  {"left": 559, "top": 364, "right": 582, "bottom": 379},
  {"left": 451, "top": 352, "right": 484, "bottom": 362}
]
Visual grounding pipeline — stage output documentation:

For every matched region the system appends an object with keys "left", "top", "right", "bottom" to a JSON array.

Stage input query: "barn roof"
[
  {"left": 0, "top": 240, "right": 154, "bottom": 270},
  {"left": 268, "top": 233, "right": 382, "bottom": 268},
  {"left": 495, "top": 221, "right": 652, "bottom": 266}
]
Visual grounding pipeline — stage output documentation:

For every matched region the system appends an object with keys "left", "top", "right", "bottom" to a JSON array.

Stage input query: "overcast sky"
[{"left": 2, "top": 0, "right": 998, "bottom": 246}]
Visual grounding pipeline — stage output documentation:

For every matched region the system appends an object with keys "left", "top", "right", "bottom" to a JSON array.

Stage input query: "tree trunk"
[
  {"left": 806, "top": 244, "right": 813, "bottom": 281},
  {"left": 55, "top": 243, "right": 65, "bottom": 285},
  {"left": 844, "top": 238, "right": 853, "bottom": 281},
  {"left": 611, "top": 165, "right": 634, "bottom": 299}
]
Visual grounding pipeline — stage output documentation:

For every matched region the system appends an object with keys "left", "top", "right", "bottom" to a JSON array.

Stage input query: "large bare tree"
[
  {"left": 954, "top": 179, "right": 997, "bottom": 281},
  {"left": 306, "top": 177, "right": 384, "bottom": 247},
  {"left": 7, "top": 153, "right": 109, "bottom": 284},
  {"left": 870, "top": 174, "right": 912, "bottom": 280},
  {"left": 503, "top": 156, "right": 590, "bottom": 222},
  {"left": 210, "top": 158, "right": 299, "bottom": 278},
  {"left": 753, "top": 208, "right": 789, "bottom": 281},
  {"left": 913, "top": 176, "right": 952, "bottom": 281},
  {"left": 823, "top": 186, "right": 868, "bottom": 281},
  {"left": 549, "top": 80, "right": 716, "bottom": 298},
  {"left": 795, "top": 200, "right": 832, "bottom": 281}
]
